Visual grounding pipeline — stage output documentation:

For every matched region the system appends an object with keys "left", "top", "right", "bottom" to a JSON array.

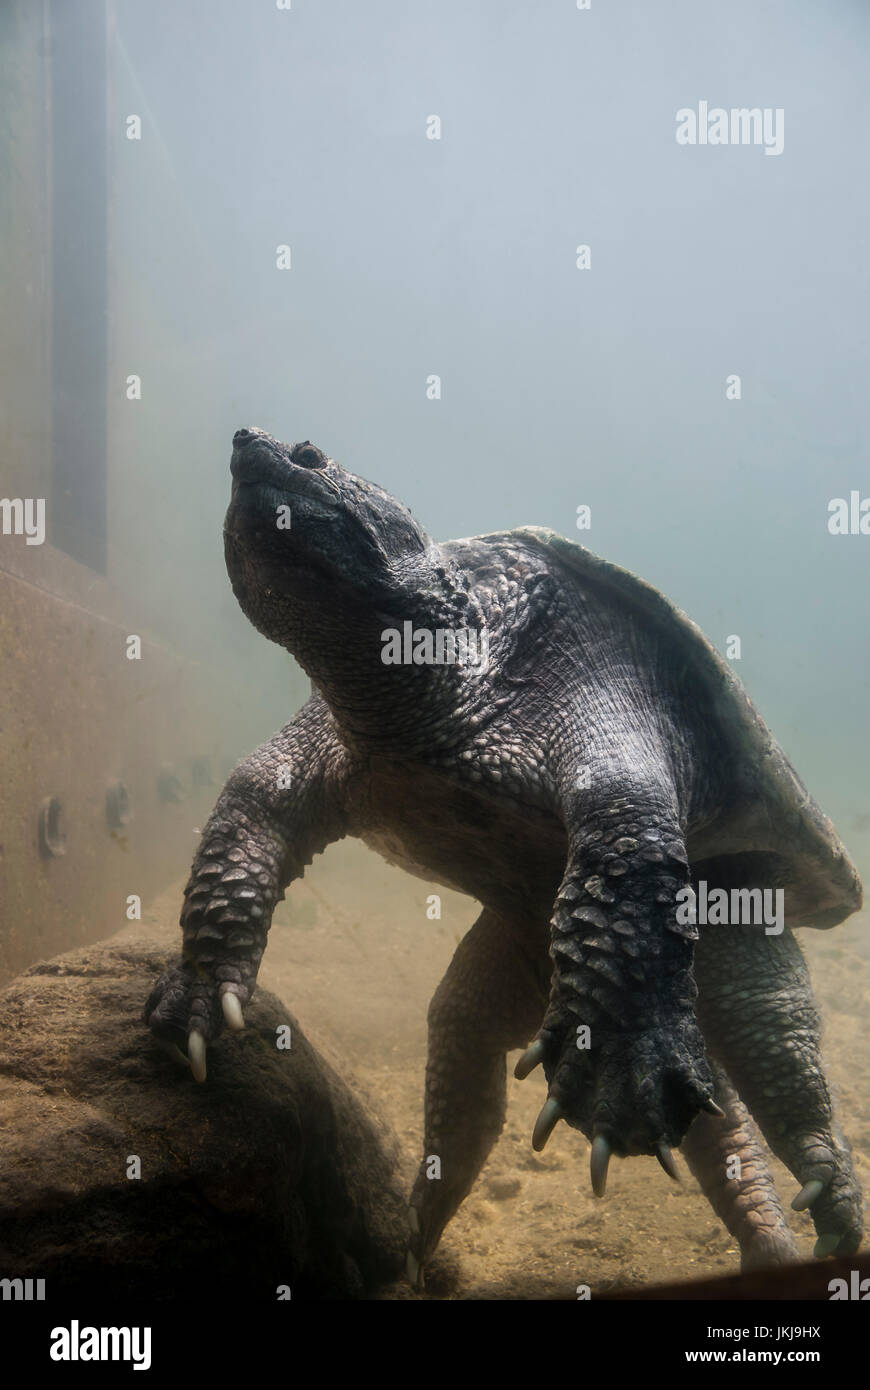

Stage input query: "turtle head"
[{"left": 224, "top": 428, "right": 476, "bottom": 700}]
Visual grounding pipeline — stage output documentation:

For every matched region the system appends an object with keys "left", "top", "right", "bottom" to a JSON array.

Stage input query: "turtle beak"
[{"left": 230, "top": 428, "right": 339, "bottom": 506}]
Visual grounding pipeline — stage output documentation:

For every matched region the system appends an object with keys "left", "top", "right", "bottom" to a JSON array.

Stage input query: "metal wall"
[
  {"left": 0, "top": 544, "right": 231, "bottom": 981},
  {"left": 0, "top": 0, "right": 304, "bottom": 984}
]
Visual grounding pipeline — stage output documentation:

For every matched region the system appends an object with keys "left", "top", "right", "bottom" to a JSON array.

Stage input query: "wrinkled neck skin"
[{"left": 278, "top": 548, "right": 496, "bottom": 757}]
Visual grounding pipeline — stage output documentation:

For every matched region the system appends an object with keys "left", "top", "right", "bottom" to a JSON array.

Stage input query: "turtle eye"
[{"left": 291, "top": 440, "right": 328, "bottom": 470}]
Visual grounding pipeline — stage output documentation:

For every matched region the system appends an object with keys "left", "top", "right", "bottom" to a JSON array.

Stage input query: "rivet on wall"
[{"left": 38, "top": 797, "right": 66, "bottom": 857}]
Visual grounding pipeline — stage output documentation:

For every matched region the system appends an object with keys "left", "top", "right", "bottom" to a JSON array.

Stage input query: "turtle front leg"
[
  {"left": 516, "top": 777, "right": 718, "bottom": 1193},
  {"left": 144, "top": 699, "right": 351, "bottom": 1076},
  {"left": 681, "top": 1060, "right": 800, "bottom": 1269},
  {"left": 692, "top": 923, "right": 863, "bottom": 1259},
  {"left": 407, "top": 909, "right": 548, "bottom": 1288}
]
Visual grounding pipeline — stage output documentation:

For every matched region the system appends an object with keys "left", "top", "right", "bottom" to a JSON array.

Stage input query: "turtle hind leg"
[
  {"left": 682, "top": 1059, "right": 800, "bottom": 1269},
  {"left": 692, "top": 922, "right": 862, "bottom": 1259},
  {"left": 407, "top": 908, "right": 547, "bottom": 1288}
]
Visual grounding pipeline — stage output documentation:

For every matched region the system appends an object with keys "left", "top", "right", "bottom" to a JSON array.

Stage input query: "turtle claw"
[
  {"left": 656, "top": 1142, "right": 680, "bottom": 1183},
  {"left": 701, "top": 1098, "right": 726, "bottom": 1118},
  {"left": 791, "top": 1178, "right": 825, "bottom": 1212},
  {"left": 813, "top": 1232, "right": 841, "bottom": 1258},
  {"left": 590, "top": 1132, "right": 612, "bottom": 1197},
  {"left": 514, "top": 1039, "right": 546, "bottom": 1080},
  {"left": 221, "top": 992, "right": 245, "bottom": 1031},
  {"left": 532, "top": 1097, "right": 563, "bottom": 1151},
  {"left": 187, "top": 1029, "right": 207, "bottom": 1082},
  {"left": 405, "top": 1248, "right": 423, "bottom": 1290}
]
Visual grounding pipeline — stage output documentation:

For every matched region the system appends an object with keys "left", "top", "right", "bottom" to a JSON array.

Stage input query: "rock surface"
[{"left": 0, "top": 931, "right": 407, "bottom": 1299}]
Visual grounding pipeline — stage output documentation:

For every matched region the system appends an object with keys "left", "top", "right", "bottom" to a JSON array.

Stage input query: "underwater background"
[{"left": 1, "top": 0, "right": 867, "bottom": 1300}]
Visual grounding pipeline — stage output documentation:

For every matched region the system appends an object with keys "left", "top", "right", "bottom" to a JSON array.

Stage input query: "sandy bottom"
[{"left": 153, "top": 837, "right": 870, "bottom": 1300}]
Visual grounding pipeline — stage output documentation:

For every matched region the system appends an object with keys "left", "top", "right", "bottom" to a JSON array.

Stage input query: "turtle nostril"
[{"left": 233, "top": 428, "right": 256, "bottom": 447}]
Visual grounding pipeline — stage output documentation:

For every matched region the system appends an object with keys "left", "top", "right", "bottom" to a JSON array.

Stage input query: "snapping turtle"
[{"left": 146, "top": 427, "right": 863, "bottom": 1286}]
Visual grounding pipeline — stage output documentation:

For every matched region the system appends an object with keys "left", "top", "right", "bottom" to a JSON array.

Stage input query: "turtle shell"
[{"left": 511, "top": 526, "right": 862, "bottom": 930}]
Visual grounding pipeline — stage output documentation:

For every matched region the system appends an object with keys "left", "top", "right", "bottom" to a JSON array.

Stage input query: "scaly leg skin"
[
  {"left": 682, "top": 1060, "right": 800, "bottom": 1269},
  {"left": 407, "top": 909, "right": 548, "bottom": 1289},
  {"left": 516, "top": 789, "right": 718, "bottom": 1193},
  {"left": 145, "top": 700, "right": 349, "bottom": 1074},
  {"left": 692, "top": 923, "right": 862, "bottom": 1258}
]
